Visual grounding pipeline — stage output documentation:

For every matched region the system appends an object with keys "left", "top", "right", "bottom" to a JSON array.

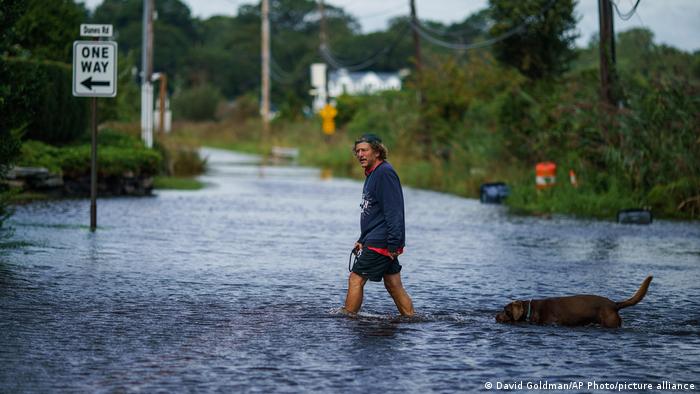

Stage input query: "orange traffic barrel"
[{"left": 535, "top": 162, "right": 556, "bottom": 189}]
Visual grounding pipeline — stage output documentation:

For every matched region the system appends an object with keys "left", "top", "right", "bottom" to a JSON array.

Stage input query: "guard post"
[{"left": 73, "top": 24, "right": 118, "bottom": 231}]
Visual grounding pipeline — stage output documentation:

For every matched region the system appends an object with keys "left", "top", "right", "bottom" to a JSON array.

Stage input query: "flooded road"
[{"left": 1, "top": 147, "right": 699, "bottom": 392}]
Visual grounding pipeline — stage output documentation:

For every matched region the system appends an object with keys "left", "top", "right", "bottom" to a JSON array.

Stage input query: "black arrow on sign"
[{"left": 81, "top": 77, "right": 110, "bottom": 90}]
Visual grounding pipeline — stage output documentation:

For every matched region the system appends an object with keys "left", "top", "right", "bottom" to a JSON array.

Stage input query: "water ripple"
[{"left": 1, "top": 148, "right": 699, "bottom": 392}]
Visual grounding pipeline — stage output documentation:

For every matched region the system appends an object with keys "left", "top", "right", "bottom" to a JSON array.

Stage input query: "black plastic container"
[
  {"left": 480, "top": 182, "right": 510, "bottom": 204},
  {"left": 617, "top": 209, "right": 653, "bottom": 225}
]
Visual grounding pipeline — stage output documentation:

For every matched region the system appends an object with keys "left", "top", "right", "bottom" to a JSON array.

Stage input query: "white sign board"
[
  {"left": 72, "top": 41, "right": 118, "bottom": 97},
  {"left": 80, "top": 24, "right": 113, "bottom": 37},
  {"left": 310, "top": 63, "right": 327, "bottom": 88}
]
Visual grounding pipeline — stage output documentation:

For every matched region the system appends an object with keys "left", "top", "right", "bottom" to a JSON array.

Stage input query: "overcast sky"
[{"left": 82, "top": 0, "right": 700, "bottom": 52}]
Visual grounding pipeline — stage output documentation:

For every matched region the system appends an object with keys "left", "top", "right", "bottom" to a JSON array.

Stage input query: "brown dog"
[{"left": 495, "top": 276, "right": 653, "bottom": 328}]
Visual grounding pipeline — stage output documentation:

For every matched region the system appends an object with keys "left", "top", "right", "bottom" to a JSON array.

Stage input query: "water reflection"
[{"left": 587, "top": 236, "right": 619, "bottom": 262}]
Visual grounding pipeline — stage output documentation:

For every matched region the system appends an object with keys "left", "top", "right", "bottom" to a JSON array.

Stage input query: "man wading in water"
[{"left": 342, "top": 134, "right": 415, "bottom": 316}]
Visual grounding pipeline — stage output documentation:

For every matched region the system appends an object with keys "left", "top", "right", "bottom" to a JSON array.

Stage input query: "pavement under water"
[{"left": 1, "top": 147, "right": 699, "bottom": 392}]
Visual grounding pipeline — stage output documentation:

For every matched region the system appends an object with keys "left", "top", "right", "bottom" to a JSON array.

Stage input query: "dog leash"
[
  {"left": 526, "top": 300, "right": 532, "bottom": 322},
  {"left": 348, "top": 248, "right": 358, "bottom": 272}
]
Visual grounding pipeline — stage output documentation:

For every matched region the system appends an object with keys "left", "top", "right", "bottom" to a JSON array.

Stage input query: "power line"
[
  {"left": 353, "top": 3, "right": 408, "bottom": 20},
  {"left": 268, "top": 53, "right": 304, "bottom": 84},
  {"left": 411, "top": 21, "right": 518, "bottom": 50},
  {"left": 320, "top": 23, "right": 410, "bottom": 71},
  {"left": 611, "top": 0, "right": 642, "bottom": 21},
  {"left": 413, "top": 18, "right": 490, "bottom": 38},
  {"left": 269, "top": 67, "right": 298, "bottom": 84},
  {"left": 409, "top": 0, "right": 557, "bottom": 51}
]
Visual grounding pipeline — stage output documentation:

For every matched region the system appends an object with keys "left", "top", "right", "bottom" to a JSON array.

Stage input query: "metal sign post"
[
  {"left": 90, "top": 96, "right": 97, "bottom": 231},
  {"left": 73, "top": 25, "right": 117, "bottom": 232}
]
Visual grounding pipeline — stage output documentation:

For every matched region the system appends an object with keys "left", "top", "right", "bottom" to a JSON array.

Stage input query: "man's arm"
[{"left": 378, "top": 170, "right": 405, "bottom": 254}]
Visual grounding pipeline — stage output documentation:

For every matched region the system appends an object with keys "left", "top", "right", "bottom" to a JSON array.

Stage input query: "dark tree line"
[{"left": 2, "top": 0, "right": 590, "bottom": 107}]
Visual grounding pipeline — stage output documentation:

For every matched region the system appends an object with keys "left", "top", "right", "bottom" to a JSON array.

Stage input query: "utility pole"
[
  {"left": 319, "top": 0, "right": 327, "bottom": 49},
  {"left": 409, "top": 0, "right": 422, "bottom": 75},
  {"left": 317, "top": 0, "right": 328, "bottom": 107},
  {"left": 140, "top": 0, "right": 154, "bottom": 148},
  {"left": 410, "top": 0, "right": 428, "bottom": 150},
  {"left": 598, "top": 0, "right": 617, "bottom": 107},
  {"left": 152, "top": 73, "right": 167, "bottom": 133},
  {"left": 261, "top": 0, "right": 271, "bottom": 135}
]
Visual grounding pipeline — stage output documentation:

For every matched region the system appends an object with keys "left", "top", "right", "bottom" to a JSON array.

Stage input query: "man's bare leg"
[
  {"left": 384, "top": 273, "right": 414, "bottom": 316},
  {"left": 343, "top": 272, "right": 368, "bottom": 314}
]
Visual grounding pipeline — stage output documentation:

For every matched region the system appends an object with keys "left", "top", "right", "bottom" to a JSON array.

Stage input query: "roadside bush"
[
  {"left": 0, "top": 129, "right": 23, "bottom": 175},
  {"left": 60, "top": 145, "right": 161, "bottom": 178},
  {"left": 345, "top": 90, "right": 419, "bottom": 152},
  {"left": 0, "top": 128, "right": 22, "bottom": 233},
  {"left": 154, "top": 137, "right": 206, "bottom": 177},
  {"left": 17, "top": 135, "right": 161, "bottom": 179},
  {"left": 498, "top": 68, "right": 700, "bottom": 219},
  {"left": 221, "top": 92, "right": 259, "bottom": 122},
  {"left": 17, "top": 140, "right": 63, "bottom": 174},
  {"left": 647, "top": 178, "right": 700, "bottom": 219},
  {"left": 80, "top": 128, "right": 144, "bottom": 149},
  {"left": 0, "top": 57, "right": 88, "bottom": 144},
  {"left": 172, "top": 83, "right": 224, "bottom": 121},
  {"left": 334, "top": 94, "right": 365, "bottom": 127}
]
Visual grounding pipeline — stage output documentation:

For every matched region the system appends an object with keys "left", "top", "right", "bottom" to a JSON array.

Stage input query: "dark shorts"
[{"left": 351, "top": 248, "right": 402, "bottom": 282}]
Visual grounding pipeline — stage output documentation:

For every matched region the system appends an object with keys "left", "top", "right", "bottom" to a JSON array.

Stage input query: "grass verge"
[{"left": 153, "top": 176, "right": 205, "bottom": 191}]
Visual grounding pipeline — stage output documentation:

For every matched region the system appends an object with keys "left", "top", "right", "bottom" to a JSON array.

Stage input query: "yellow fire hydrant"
[{"left": 319, "top": 103, "right": 337, "bottom": 136}]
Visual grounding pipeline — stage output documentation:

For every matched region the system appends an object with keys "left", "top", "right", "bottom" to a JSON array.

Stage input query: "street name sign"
[
  {"left": 80, "top": 24, "right": 113, "bottom": 37},
  {"left": 72, "top": 41, "right": 118, "bottom": 97}
]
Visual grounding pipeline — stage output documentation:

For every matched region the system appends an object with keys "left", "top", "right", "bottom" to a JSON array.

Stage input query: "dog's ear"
[{"left": 510, "top": 301, "right": 525, "bottom": 321}]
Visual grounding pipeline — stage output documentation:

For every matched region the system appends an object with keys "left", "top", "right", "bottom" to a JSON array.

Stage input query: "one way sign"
[{"left": 72, "top": 41, "right": 118, "bottom": 97}]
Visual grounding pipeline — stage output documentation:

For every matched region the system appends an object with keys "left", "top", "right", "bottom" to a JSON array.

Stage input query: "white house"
[
  {"left": 327, "top": 69, "right": 402, "bottom": 98},
  {"left": 309, "top": 64, "right": 406, "bottom": 112}
]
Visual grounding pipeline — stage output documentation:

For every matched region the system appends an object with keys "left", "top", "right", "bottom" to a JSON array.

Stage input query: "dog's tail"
[{"left": 616, "top": 276, "right": 653, "bottom": 309}]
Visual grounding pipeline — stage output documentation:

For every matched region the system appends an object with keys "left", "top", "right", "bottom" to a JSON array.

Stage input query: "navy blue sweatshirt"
[{"left": 358, "top": 161, "right": 405, "bottom": 253}]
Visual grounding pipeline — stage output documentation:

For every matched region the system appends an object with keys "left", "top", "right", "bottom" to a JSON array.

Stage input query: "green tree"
[
  {"left": 489, "top": 0, "right": 578, "bottom": 79},
  {"left": 187, "top": 13, "right": 261, "bottom": 98},
  {"left": 0, "top": 0, "right": 28, "bottom": 55},
  {"left": 172, "top": 83, "right": 224, "bottom": 121},
  {"left": 444, "top": 9, "right": 491, "bottom": 42},
  {"left": 616, "top": 28, "right": 697, "bottom": 82},
  {"left": 0, "top": 2, "right": 24, "bottom": 229},
  {"left": 0, "top": 0, "right": 86, "bottom": 231},
  {"left": 92, "top": 0, "right": 197, "bottom": 80},
  {"left": 9, "top": 0, "right": 86, "bottom": 62}
]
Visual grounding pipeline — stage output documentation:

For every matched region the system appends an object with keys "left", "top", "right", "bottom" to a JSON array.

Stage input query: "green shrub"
[
  {"left": 345, "top": 90, "right": 419, "bottom": 150},
  {"left": 0, "top": 128, "right": 22, "bottom": 233},
  {"left": 506, "top": 173, "right": 640, "bottom": 219},
  {"left": 334, "top": 94, "right": 365, "bottom": 126},
  {"left": 60, "top": 145, "right": 161, "bottom": 178},
  {"left": 17, "top": 134, "right": 161, "bottom": 179},
  {"left": 646, "top": 178, "right": 700, "bottom": 219},
  {"left": 222, "top": 92, "right": 259, "bottom": 122},
  {"left": 17, "top": 140, "right": 63, "bottom": 174},
  {"left": 154, "top": 138, "right": 206, "bottom": 177},
  {"left": 0, "top": 56, "right": 88, "bottom": 144},
  {"left": 172, "top": 83, "right": 224, "bottom": 121},
  {"left": 0, "top": 129, "right": 23, "bottom": 175},
  {"left": 494, "top": 65, "right": 700, "bottom": 219}
]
